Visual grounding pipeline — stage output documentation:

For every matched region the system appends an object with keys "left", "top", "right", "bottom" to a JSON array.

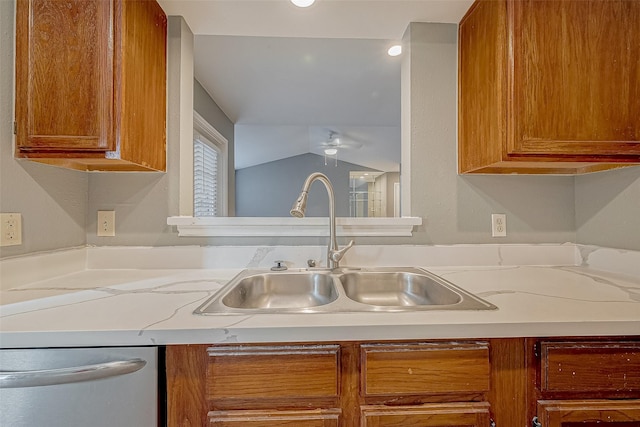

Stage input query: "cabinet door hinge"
[
  {"left": 13, "top": 121, "right": 17, "bottom": 135},
  {"left": 533, "top": 341, "right": 539, "bottom": 358},
  {"left": 532, "top": 416, "right": 542, "bottom": 427}
]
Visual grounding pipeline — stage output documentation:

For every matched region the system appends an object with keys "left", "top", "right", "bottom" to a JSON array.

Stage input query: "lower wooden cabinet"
[
  {"left": 361, "top": 402, "right": 491, "bottom": 427},
  {"left": 166, "top": 344, "right": 341, "bottom": 426},
  {"left": 535, "top": 400, "right": 640, "bottom": 427},
  {"left": 529, "top": 339, "right": 640, "bottom": 427},
  {"left": 166, "top": 341, "right": 497, "bottom": 426},
  {"left": 166, "top": 338, "right": 640, "bottom": 427}
]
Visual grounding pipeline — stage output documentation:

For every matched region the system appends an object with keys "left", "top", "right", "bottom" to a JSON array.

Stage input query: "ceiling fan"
[{"left": 318, "top": 131, "right": 363, "bottom": 156}]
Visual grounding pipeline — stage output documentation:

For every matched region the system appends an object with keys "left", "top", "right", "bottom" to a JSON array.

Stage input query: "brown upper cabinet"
[
  {"left": 14, "top": 0, "right": 167, "bottom": 172},
  {"left": 458, "top": 0, "right": 640, "bottom": 174}
]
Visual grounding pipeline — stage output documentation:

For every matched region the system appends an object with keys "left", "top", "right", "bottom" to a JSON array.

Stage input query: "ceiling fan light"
[
  {"left": 324, "top": 148, "right": 338, "bottom": 156},
  {"left": 291, "top": 0, "right": 315, "bottom": 7}
]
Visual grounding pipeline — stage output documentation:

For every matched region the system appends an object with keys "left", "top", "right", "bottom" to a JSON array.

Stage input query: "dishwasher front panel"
[{"left": 0, "top": 346, "right": 157, "bottom": 427}]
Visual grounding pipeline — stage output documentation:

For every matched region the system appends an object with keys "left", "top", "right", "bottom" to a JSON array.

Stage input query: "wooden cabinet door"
[
  {"left": 459, "top": 0, "right": 640, "bottom": 174},
  {"left": 537, "top": 400, "right": 640, "bottom": 426},
  {"left": 539, "top": 341, "right": 640, "bottom": 395},
  {"left": 509, "top": 0, "right": 640, "bottom": 159},
  {"left": 361, "top": 403, "right": 491, "bottom": 427},
  {"left": 115, "top": 0, "right": 167, "bottom": 171},
  {"left": 15, "top": 0, "right": 113, "bottom": 152},
  {"left": 15, "top": 0, "right": 166, "bottom": 171},
  {"left": 458, "top": 0, "right": 509, "bottom": 174}
]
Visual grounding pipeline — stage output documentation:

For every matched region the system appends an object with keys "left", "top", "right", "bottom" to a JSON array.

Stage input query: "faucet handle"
[
  {"left": 330, "top": 240, "right": 354, "bottom": 264},
  {"left": 270, "top": 260, "right": 288, "bottom": 271}
]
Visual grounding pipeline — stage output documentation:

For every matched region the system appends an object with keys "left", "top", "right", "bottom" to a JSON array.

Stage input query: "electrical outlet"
[
  {"left": 0, "top": 213, "right": 23, "bottom": 246},
  {"left": 491, "top": 213, "right": 507, "bottom": 237},
  {"left": 97, "top": 211, "right": 115, "bottom": 237}
]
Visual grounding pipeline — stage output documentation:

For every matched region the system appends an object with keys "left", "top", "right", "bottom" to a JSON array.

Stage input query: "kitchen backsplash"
[{"left": 2, "top": 244, "right": 638, "bottom": 291}]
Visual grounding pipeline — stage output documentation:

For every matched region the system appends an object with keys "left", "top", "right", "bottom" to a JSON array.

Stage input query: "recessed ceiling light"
[
  {"left": 387, "top": 45, "right": 402, "bottom": 57},
  {"left": 324, "top": 148, "right": 338, "bottom": 156},
  {"left": 291, "top": 0, "right": 315, "bottom": 7}
]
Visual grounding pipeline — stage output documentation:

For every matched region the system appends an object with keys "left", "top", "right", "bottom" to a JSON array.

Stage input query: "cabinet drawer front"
[
  {"left": 207, "top": 345, "right": 340, "bottom": 400},
  {"left": 541, "top": 341, "right": 640, "bottom": 393},
  {"left": 361, "top": 402, "right": 491, "bottom": 427},
  {"left": 361, "top": 342, "right": 490, "bottom": 396},
  {"left": 537, "top": 399, "right": 640, "bottom": 425},
  {"left": 209, "top": 409, "right": 340, "bottom": 427}
]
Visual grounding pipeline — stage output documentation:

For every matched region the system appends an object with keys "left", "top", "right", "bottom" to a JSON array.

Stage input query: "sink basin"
[
  {"left": 339, "top": 271, "right": 462, "bottom": 306},
  {"left": 194, "top": 267, "right": 496, "bottom": 315},
  {"left": 194, "top": 270, "right": 340, "bottom": 314},
  {"left": 221, "top": 272, "right": 338, "bottom": 309}
]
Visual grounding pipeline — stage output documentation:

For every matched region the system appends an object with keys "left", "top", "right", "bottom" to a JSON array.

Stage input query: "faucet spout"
[{"left": 290, "top": 172, "right": 353, "bottom": 268}]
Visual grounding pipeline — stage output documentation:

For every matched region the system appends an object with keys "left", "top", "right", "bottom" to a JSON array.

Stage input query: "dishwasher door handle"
[{"left": 0, "top": 358, "right": 147, "bottom": 388}]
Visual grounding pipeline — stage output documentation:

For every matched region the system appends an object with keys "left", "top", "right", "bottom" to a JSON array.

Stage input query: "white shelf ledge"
[{"left": 167, "top": 216, "right": 422, "bottom": 237}]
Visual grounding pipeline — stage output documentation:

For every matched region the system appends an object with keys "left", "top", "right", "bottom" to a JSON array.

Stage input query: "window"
[
  {"left": 193, "top": 111, "right": 228, "bottom": 216},
  {"left": 193, "top": 135, "right": 219, "bottom": 216}
]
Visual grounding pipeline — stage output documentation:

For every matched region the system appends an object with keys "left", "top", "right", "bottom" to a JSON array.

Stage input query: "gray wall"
[
  {"left": 84, "top": 19, "right": 234, "bottom": 247},
  {"left": 576, "top": 167, "right": 640, "bottom": 250},
  {"left": 194, "top": 78, "right": 235, "bottom": 216},
  {"left": 86, "top": 16, "right": 188, "bottom": 247},
  {"left": 0, "top": 0, "right": 88, "bottom": 258},
  {"left": 236, "top": 153, "right": 377, "bottom": 217}
]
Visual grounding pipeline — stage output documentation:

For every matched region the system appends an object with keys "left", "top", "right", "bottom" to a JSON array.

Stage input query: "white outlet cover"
[
  {"left": 97, "top": 211, "right": 116, "bottom": 237},
  {"left": 0, "top": 213, "right": 23, "bottom": 246},
  {"left": 491, "top": 213, "right": 507, "bottom": 237}
]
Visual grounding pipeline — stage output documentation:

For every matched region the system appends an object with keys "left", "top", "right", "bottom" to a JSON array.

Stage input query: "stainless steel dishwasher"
[{"left": 0, "top": 346, "right": 157, "bottom": 427}]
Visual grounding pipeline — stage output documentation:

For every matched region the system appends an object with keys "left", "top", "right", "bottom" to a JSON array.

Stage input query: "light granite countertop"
[{"left": 1, "top": 256, "right": 639, "bottom": 348}]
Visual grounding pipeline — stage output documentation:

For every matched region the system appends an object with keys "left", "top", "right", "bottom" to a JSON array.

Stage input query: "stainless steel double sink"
[{"left": 195, "top": 267, "right": 496, "bottom": 314}]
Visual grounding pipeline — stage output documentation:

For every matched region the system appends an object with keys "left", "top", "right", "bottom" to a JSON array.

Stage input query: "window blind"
[{"left": 194, "top": 137, "right": 219, "bottom": 217}]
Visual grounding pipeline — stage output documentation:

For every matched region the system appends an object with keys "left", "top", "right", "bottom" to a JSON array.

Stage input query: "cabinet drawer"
[
  {"left": 537, "top": 400, "right": 640, "bottom": 425},
  {"left": 361, "top": 342, "right": 490, "bottom": 396},
  {"left": 361, "top": 402, "right": 491, "bottom": 427},
  {"left": 209, "top": 409, "right": 341, "bottom": 427},
  {"left": 540, "top": 341, "right": 640, "bottom": 393},
  {"left": 207, "top": 345, "right": 340, "bottom": 401}
]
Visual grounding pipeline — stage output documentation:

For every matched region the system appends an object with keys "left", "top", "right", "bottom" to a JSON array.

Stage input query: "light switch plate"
[{"left": 0, "top": 213, "right": 23, "bottom": 246}]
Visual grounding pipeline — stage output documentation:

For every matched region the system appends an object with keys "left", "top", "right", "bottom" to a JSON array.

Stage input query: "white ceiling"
[
  {"left": 158, "top": 1, "right": 474, "bottom": 39},
  {"left": 158, "top": 0, "right": 474, "bottom": 170}
]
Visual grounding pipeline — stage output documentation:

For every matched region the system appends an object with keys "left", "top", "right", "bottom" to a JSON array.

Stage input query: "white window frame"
[
  {"left": 193, "top": 111, "right": 228, "bottom": 217},
  {"left": 166, "top": 26, "right": 420, "bottom": 236}
]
